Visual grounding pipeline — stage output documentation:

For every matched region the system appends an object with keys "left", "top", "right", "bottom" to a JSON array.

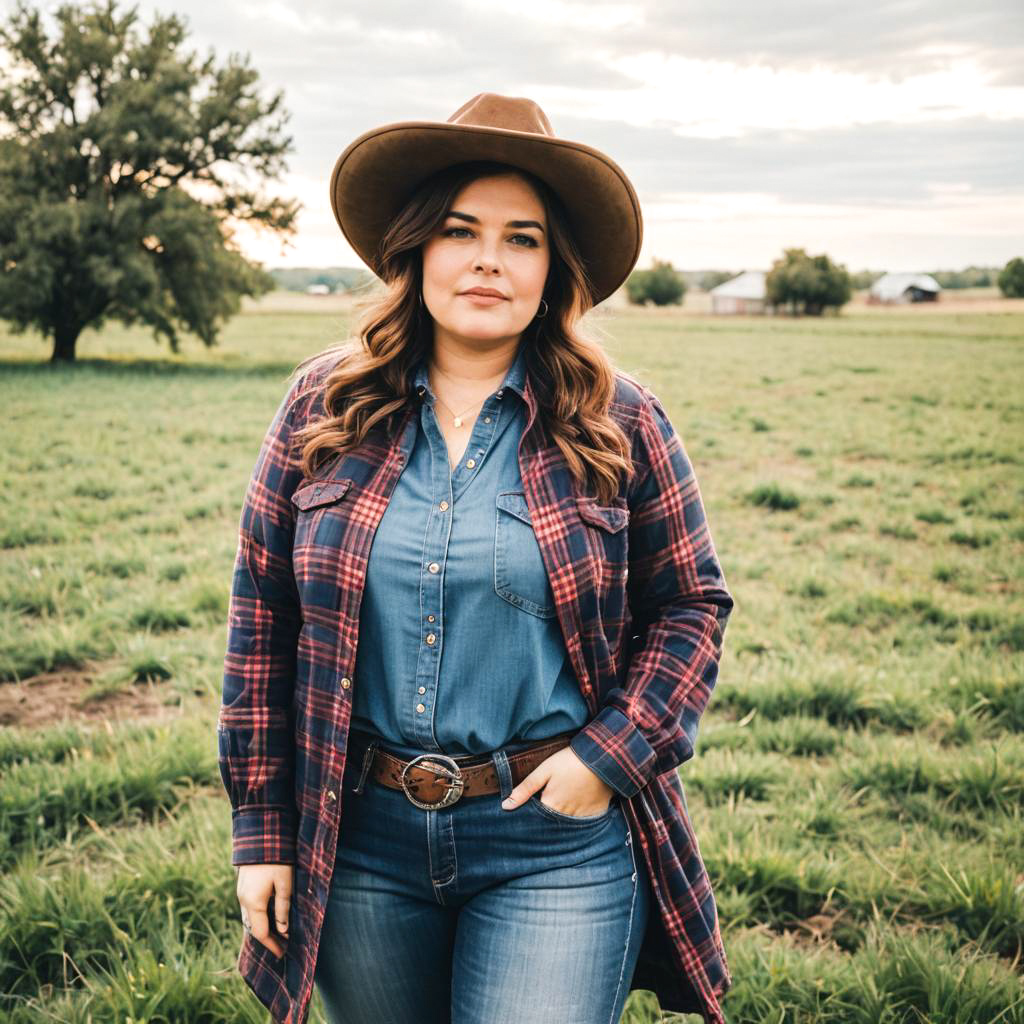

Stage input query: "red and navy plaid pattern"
[{"left": 218, "top": 351, "right": 735, "bottom": 1024}]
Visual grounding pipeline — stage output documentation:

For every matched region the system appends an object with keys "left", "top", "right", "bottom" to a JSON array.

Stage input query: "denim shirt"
[{"left": 350, "top": 341, "right": 590, "bottom": 758}]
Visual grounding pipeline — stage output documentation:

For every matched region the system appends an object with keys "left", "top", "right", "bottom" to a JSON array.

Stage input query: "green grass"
[{"left": 1, "top": 299, "right": 1022, "bottom": 1022}]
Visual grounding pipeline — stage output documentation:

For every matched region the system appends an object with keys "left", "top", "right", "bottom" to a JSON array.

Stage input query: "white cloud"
[
  {"left": 24, "top": 0, "right": 1019, "bottom": 269},
  {"left": 531, "top": 53, "right": 1024, "bottom": 138},
  {"left": 494, "top": 0, "right": 641, "bottom": 31}
]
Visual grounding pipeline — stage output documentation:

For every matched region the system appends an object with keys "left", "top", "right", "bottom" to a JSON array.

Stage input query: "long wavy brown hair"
[{"left": 288, "top": 160, "right": 635, "bottom": 504}]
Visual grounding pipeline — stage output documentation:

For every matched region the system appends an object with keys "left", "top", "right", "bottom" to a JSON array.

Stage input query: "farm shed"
[
  {"left": 709, "top": 270, "right": 774, "bottom": 314},
  {"left": 867, "top": 272, "right": 941, "bottom": 304}
]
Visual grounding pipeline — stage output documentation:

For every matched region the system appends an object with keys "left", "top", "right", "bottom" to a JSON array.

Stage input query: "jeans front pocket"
[
  {"left": 494, "top": 491, "right": 557, "bottom": 619},
  {"left": 526, "top": 791, "right": 619, "bottom": 826}
]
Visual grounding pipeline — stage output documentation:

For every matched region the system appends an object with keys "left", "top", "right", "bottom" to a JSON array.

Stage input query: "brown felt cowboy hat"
[{"left": 328, "top": 92, "right": 643, "bottom": 306}]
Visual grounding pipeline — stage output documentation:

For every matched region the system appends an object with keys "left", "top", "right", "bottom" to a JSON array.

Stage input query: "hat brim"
[{"left": 329, "top": 121, "right": 643, "bottom": 306}]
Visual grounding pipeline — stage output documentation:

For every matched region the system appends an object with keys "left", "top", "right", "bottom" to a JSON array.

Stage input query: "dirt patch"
[
  {"left": 0, "top": 667, "right": 182, "bottom": 730},
  {"left": 743, "top": 906, "right": 854, "bottom": 955}
]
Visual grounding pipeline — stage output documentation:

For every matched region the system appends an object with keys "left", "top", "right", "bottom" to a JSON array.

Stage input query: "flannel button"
[
  {"left": 340, "top": 677, "right": 351, "bottom": 689},
  {"left": 326, "top": 790, "right": 336, "bottom": 801}
]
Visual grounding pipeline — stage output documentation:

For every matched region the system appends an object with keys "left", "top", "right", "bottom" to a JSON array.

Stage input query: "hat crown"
[
  {"left": 446, "top": 92, "right": 554, "bottom": 138},
  {"left": 330, "top": 92, "right": 642, "bottom": 304}
]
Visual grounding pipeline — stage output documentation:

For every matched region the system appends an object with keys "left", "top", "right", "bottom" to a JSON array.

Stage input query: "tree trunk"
[{"left": 51, "top": 325, "right": 80, "bottom": 362}]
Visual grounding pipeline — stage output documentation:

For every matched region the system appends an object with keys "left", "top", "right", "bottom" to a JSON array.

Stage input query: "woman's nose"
[{"left": 473, "top": 243, "right": 502, "bottom": 273}]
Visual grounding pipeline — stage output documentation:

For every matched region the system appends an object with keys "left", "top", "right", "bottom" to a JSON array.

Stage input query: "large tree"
[{"left": 0, "top": 0, "right": 300, "bottom": 361}]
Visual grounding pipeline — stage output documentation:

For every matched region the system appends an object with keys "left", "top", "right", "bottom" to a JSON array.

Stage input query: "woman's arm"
[
  {"left": 217, "top": 379, "right": 309, "bottom": 866},
  {"left": 568, "top": 387, "right": 735, "bottom": 798}
]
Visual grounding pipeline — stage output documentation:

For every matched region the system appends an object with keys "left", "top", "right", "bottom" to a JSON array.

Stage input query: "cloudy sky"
[{"left": 16, "top": 0, "right": 1024, "bottom": 274}]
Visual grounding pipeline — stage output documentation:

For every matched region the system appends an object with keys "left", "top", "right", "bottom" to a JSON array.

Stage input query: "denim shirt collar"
[{"left": 413, "top": 340, "right": 528, "bottom": 402}]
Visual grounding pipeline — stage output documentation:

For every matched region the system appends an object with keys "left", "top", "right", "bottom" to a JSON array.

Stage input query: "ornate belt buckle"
[{"left": 401, "top": 753, "right": 464, "bottom": 809}]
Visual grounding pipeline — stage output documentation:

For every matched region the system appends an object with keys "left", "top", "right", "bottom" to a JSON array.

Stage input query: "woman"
[{"left": 218, "top": 93, "right": 735, "bottom": 1024}]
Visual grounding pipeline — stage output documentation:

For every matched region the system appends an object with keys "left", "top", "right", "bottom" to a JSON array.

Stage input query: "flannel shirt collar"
[{"left": 413, "top": 340, "right": 528, "bottom": 403}]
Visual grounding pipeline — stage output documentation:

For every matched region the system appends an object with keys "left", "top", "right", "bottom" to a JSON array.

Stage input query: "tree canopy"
[
  {"left": 626, "top": 259, "right": 686, "bottom": 306},
  {"left": 997, "top": 257, "right": 1024, "bottom": 299},
  {"left": 765, "top": 247, "right": 852, "bottom": 316},
  {"left": 0, "top": 0, "right": 300, "bottom": 361}
]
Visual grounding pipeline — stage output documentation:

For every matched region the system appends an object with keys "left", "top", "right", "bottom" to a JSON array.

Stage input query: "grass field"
[{"left": 1, "top": 295, "right": 1022, "bottom": 1022}]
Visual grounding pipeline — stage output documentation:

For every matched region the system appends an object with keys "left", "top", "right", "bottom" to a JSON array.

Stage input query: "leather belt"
[{"left": 347, "top": 730, "right": 577, "bottom": 810}]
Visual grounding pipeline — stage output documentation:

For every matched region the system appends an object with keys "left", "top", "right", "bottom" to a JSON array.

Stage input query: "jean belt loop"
[
  {"left": 351, "top": 739, "right": 380, "bottom": 795},
  {"left": 492, "top": 748, "right": 514, "bottom": 801}
]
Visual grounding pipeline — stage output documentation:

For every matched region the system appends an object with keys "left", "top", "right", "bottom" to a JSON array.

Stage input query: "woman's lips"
[{"left": 459, "top": 292, "right": 507, "bottom": 306}]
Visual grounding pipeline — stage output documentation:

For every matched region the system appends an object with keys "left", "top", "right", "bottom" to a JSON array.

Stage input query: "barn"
[
  {"left": 709, "top": 270, "right": 773, "bottom": 314},
  {"left": 868, "top": 272, "right": 941, "bottom": 304}
]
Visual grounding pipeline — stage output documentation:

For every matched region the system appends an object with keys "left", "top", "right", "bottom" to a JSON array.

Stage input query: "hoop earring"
[{"left": 535, "top": 298, "right": 548, "bottom": 319}]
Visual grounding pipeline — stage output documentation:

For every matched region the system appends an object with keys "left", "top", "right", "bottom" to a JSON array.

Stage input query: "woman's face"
[{"left": 420, "top": 172, "right": 550, "bottom": 351}]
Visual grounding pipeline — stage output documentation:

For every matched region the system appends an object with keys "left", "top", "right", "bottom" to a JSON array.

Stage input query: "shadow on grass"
[{"left": 0, "top": 357, "right": 302, "bottom": 380}]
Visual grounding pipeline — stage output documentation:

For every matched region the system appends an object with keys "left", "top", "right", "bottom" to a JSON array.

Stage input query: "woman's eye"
[{"left": 441, "top": 227, "right": 538, "bottom": 248}]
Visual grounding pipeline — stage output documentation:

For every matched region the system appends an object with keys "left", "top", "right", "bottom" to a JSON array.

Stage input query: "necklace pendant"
[{"left": 453, "top": 416, "right": 462, "bottom": 427}]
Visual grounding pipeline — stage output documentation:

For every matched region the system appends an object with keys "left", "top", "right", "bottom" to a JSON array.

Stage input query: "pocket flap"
[
  {"left": 291, "top": 479, "right": 352, "bottom": 511},
  {"left": 496, "top": 491, "right": 532, "bottom": 526},
  {"left": 575, "top": 496, "right": 628, "bottom": 533}
]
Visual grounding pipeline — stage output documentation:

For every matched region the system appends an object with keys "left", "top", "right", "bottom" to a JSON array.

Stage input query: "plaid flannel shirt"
[{"left": 218, "top": 350, "right": 735, "bottom": 1024}]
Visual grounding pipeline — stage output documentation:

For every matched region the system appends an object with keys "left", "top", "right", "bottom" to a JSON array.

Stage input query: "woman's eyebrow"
[{"left": 446, "top": 210, "right": 546, "bottom": 234}]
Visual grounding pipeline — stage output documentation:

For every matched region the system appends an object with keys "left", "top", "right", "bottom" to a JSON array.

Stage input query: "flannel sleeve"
[
  {"left": 217, "top": 379, "right": 307, "bottom": 866},
  {"left": 569, "top": 388, "right": 734, "bottom": 799}
]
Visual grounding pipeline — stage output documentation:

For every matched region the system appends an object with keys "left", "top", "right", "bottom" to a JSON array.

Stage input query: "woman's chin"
[{"left": 439, "top": 316, "right": 525, "bottom": 342}]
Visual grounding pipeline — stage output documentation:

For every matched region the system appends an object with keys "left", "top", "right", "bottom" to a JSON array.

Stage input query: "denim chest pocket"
[{"left": 494, "top": 491, "right": 557, "bottom": 619}]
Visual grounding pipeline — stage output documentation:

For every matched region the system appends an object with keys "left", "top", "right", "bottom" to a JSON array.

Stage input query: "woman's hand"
[
  {"left": 237, "top": 863, "right": 293, "bottom": 957},
  {"left": 501, "top": 745, "right": 616, "bottom": 816}
]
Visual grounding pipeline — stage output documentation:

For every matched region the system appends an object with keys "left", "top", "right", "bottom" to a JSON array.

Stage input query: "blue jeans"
[{"left": 313, "top": 731, "right": 652, "bottom": 1024}]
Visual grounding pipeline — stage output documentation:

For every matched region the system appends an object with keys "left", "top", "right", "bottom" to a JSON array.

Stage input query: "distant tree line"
[
  {"left": 626, "top": 248, "right": 853, "bottom": 315},
  {"left": 931, "top": 266, "right": 999, "bottom": 289},
  {"left": 270, "top": 267, "right": 377, "bottom": 294},
  {"left": 625, "top": 255, "right": 1024, "bottom": 311}
]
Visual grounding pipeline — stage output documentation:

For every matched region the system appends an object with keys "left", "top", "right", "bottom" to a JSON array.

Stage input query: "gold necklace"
[
  {"left": 430, "top": 362, "right": 506, "bottom": 428},
  {"left": 434, "top": 394, "right": 482, "bottom": 428}
]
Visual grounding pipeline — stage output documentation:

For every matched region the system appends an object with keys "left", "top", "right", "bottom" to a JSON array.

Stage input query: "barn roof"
[
  {"left": 869, "top": 272, "right": 941, "bottom": 300},
  {"left": 709, "top": 270, "right": 766, "bottom": 299}
]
